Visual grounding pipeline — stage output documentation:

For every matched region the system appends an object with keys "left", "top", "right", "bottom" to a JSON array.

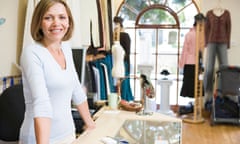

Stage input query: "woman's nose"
[{"left": 52, "top": 17, "right": 60, "bottom": 25}]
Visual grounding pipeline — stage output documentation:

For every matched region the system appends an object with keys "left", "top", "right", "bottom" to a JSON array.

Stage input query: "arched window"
[{"left": 116, "top": 0, "right": 199, "bottom": 105}]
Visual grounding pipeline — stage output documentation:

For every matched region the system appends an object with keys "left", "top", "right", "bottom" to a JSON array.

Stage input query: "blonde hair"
[{"left": 31, "top": 0, "right": 74, "bottom": 42}]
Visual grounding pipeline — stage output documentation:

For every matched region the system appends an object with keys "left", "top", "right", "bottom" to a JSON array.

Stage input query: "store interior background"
[{"left": 0, "top": 0, "right": 240, "bottom": 105}]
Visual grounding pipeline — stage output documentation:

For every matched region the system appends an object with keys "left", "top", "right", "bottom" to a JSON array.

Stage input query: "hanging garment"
[
  {"left": 101, "top": 63, "right": 110, "bottom": 96},
  {"left": 91, "top": 54, "right": 114, "bottom": 100},
  {"left": 120, "top": 32, "right": 131, "bottom": 72},
  {"left": 179, "top": 27, "right": 196, "bottom": 98},
  {"left": 179, "top": 27, "right": 196, "bottom": 68},
  {"left": 180, "top": 65, "right": 195, "bottom": 97},
  {"left": 84, "top": 62, "right": 97, "bottom": 93},
  {"left": 92, "top": 66, "right": 101, "bottom": 101},
  {"left": 121, "top": 62, "right": 134, "bottom": 101},
  {"left": 205, "top": 9, "right": 231, "bottom": 48}
]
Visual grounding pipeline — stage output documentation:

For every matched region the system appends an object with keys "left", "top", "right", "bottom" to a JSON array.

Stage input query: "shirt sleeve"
[
  {"left": 20, "top": 45, "right": 53, "bottom": 118},
  {"left": 66, "top": 45, "right": 87, "bottom": 105},
  {"left": 204, "top": 11, "right": 211, "bottom": 46},
  {"left": 226, "top": 10, "right": 231, "bottom": 48}
]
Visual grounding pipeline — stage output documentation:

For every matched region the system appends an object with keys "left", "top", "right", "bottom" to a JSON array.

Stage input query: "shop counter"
[{"left": 72, "top": 107, "right": 182, "bottom": 144}]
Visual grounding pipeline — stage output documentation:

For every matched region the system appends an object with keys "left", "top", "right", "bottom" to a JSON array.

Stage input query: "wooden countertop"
[{"left": 72, "top": 107, "right": 182, "bottom": 144}]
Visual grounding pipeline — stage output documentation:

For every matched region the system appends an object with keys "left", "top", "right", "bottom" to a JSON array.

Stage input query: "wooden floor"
[{"left": 177, "top": 110, "right": 240, "bottom": 144}]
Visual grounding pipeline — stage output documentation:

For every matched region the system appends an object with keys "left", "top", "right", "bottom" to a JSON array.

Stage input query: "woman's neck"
[{"left": 41, "top": 39, "right": 62, "bottom": 51}]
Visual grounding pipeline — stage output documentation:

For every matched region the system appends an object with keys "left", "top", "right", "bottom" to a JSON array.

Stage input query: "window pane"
[
  {"left": 117, "top": 0, "right": 199, "bottom": 105},
  {"left": 157, "top": 29, "right": 179, "bottom": 49},
  {"left": 120, "top": 5, "right": 137, "bottom": 24},
  {"left": 135, "top": 29, "right": 156, "bottom": 65},
  {"left": 156, "top": 54, "right": 178, "bottom": 75},
  {"left": 139, "top": 9, "right": 176, "bottom": 25},
  {"left": 178, "top": 4, "right": 198, "bottom": 27},
  {"left": 168, "top": 0, "right": 193, "bottom": 12},
  {"left": 125, "top": 0, "right": 149, "bottom": 12}
]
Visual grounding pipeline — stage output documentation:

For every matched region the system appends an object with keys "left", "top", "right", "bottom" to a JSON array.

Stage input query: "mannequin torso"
[
  {"left": 112, "top": 41, "right": 125, "bottom": 78},
  {"left": 111, "top": 23, "right": 125, "bottom": 78},
  {"left": 213, "top": 0, "right": 224, "bottom": 16}
]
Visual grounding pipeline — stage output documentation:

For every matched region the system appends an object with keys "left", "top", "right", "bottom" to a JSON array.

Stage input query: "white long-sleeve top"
[{"left": 19, "top": 42, "right": 87, "bottom": 143}]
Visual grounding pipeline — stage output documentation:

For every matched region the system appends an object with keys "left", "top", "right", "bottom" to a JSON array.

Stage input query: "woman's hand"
[{"left": 83, "top": 121, "right": 96, "bottom": 131}]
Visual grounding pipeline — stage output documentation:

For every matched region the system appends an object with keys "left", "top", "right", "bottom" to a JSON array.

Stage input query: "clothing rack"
[{"left": 183, "top": 14, "right": 205, "bottom": 124}]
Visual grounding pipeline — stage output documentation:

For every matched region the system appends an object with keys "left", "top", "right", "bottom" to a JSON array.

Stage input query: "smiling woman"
[{"left": 19, "top": 0, "right": 95, "bottom": 143}]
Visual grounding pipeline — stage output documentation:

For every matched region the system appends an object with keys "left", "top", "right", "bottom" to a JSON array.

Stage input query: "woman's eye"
[
  {"left": 43, "top": 16, "right": 52, "bottom": 20},
  {"left": 60, "top": 16, "right": 67, "bottom": 19}
]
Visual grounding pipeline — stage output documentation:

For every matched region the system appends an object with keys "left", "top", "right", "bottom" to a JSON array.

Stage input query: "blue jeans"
[{"left": 204, "top": 43, "right": 228, "bottom": 102}]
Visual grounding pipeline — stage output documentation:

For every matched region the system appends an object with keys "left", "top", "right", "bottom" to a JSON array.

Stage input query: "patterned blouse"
[{"left": 205, "top": 9, "right": 231, "bottom": 48}]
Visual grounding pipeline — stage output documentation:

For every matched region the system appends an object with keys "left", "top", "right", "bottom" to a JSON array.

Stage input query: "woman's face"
[{"left": 41, "top": 3, "right": 69, "bottom": 43}]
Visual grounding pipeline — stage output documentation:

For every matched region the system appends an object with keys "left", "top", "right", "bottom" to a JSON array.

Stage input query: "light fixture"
[{"left": 0, "top": 18, "right": 6, "bottom": 26}]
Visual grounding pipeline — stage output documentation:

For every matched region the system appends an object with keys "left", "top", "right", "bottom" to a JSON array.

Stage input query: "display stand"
[
  {"left": 157, "top": 79, "right": 173, "bottom": 115},
  {"left": 183, "top": 14, "right": 205, "bottom": 124},
  {"left": 137, "top": 64, "right": 154, "bottom": 115}
]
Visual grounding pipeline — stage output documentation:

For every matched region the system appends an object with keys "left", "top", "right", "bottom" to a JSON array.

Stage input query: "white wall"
[{"left": 0, "top": 0, "right": 22, "bottom": 76}]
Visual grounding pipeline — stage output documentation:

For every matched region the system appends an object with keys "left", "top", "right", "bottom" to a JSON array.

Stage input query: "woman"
[{"left": 19, "top": 0, "right": 95, "bottom": 143}]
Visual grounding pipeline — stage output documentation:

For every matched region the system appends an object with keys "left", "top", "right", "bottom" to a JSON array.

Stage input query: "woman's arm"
[
  {"left": 34, "top": 117, "right": 51, "bottom": 144},
  {"left": 76, "top": 101, "right": 96, "bottom": 131}
]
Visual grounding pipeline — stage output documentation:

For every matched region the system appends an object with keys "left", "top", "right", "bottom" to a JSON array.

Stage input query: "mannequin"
[
  {"left": 204, "top": 0, "right": 231, "bottom": 107},
  {"left": 111, "top": 23, "right": 125, "bottom": 78},
  {"left": 112, "top": 16, "right": 134, "bottom": 101}
]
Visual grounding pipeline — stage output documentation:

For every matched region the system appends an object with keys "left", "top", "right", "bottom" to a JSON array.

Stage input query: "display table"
[{"left": 72, "top": 107, "right": 182, "bottom": 144}]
